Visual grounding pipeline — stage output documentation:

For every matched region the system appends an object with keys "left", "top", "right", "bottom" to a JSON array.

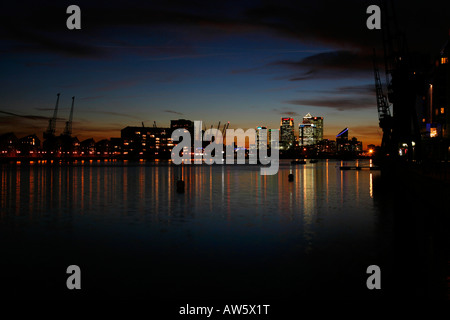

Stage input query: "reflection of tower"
[{"left": 280, "top": 118, "right": 294, "bottom": 149}]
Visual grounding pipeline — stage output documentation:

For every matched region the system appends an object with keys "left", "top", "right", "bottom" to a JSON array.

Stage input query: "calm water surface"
[{"left": 0, "top": 159, "right": 446, "bottom": 300}]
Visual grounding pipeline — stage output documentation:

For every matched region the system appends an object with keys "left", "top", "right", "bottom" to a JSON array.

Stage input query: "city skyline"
[{"left": 1, "top": 1, "right": 449, "bottom": 148}]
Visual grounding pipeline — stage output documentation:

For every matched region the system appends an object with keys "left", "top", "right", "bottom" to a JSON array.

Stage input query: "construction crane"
[
  {"left": 222, "top": 121, "right": 229, "bottom": 137},
  {"left": 63, "top": 96, "right": 75, "bottom": 136},
  {"left": 222, "top": 121, "right": 230, "bottom": 145},
  {"left": 153, "top": 121, "right": 157, "bottom": 128},
  {"left": 44, "top": 93, "right": 60, "bottom": 139}
]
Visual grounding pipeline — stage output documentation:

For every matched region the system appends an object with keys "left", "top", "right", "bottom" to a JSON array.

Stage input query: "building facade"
[
  {"left": 299, "top": 113, "right": 323, "bottom": 146},
  {"left": 256, "top": 126, "right": 267, "bottom": 150},
  {"left": 121, "top": 126, "right": 173, "bottom": 158},
  {"left": 430, "top": 37, "right": 449, "bottom": 138},
  {"left": 280, "top": 117, "right": 294, "bottom": 149}
]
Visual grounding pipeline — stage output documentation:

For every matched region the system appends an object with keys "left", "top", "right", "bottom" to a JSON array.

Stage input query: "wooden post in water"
[
  {"left": 176, "top": 162, "right": 185, "bottom": 193},
  {"left": 288, "top": 166, "right": 294, "bottom": 182}
]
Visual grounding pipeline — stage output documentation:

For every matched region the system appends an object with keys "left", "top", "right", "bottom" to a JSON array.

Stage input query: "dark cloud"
[
  {"left": 275, "top": 50, "right": 371, "bottom": 71},
  {"left": 285, "top": 96, "right": 376, "bottom": 111},
  {"left": 300, "top": 84, "right": 376, "bottom": 96},
  {"left": 272, "top": 107, "right": 300, "bottom": 116},
  {"left": 0, "top": 109, "right": 62, "bottom": 121},
  {"left": 35, "top": 107, "right": 60, "bottom": 111},
  {"left": 332, "top": 84, "right": 376, "bottom": 96},
  {"left": 86, "top": 110, "right": 142, "bottom": 120},
  {"left": 0, "top": 110, "right": 59, "bottom": 137},
  {"left": 270, "top": 50, "right": 374, "bottom": 81},
  {"left": 164, "top": 110, "right": 184, "bottom": 115},
  {"left": 1, "top": 1, "right": 448, "bottom": 60}
]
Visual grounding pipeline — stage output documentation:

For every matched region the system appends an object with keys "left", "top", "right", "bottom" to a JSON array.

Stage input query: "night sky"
[{"left": 1, "top": 0, "right": 449, "bottom": 147}]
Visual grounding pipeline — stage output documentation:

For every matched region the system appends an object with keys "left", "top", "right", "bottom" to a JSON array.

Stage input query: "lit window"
[
  {"left": 430, "top": 127, "right": 437, "bottom": 138},
  {"left": 441, "top": 57, "right": 448, "bottom": 64},
  {"left": 441, "top": 108, "right": 445, "bottom": 114}
]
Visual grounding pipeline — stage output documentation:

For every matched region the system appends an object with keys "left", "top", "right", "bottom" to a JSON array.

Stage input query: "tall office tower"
[
  {"left": 267, "top": 128, "right": 277, "bottom": 149},
  {"left": 299, "top": 113, "right": 324, "bottom": 146},
  {"left": 310, "top": 115, "right": 324, "bottom": 141},
  {"left": 256, "top": 126, "right": 267, "bottom": 150},
  {"left": 299, "top": 123, "right": 315, "bottom": 146},
  {"left": 280, "top": 118, "right": 294, "bottom": 149},
  {"left": 336, "top": 127, "right": 349, "bottom": 152}
]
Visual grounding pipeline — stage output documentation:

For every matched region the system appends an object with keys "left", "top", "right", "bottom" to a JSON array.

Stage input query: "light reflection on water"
[{"left": 0, "top": 159, "right": 387, "bottom": 299}]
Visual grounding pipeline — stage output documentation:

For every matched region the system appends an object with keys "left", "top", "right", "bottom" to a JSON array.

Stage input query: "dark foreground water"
[{"left": 0, "top": 159, "right": 448, "bottom": 301}]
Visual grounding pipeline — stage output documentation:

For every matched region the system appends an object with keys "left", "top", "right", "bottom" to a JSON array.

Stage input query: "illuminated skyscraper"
[
  {"left": 280, "top": 118, "right": 294, "bottom": 149},
  {"left": 256, "top": 126, "right": 267, "bottom": 150},
  {"left": 267, "top": 128, "right": 277, "bottom": 149},
  {"left": 299, "top": 113, "right": 323, "bottom": 146}
]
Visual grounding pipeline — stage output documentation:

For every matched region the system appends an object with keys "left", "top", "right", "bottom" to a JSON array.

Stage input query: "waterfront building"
[
  {"left": 18, "top": 134, "right": 40, "bottom": 156},
  {"left": 336, "top": 128, "right": 363, "bottom": 155},
  {"left": 121, "top": 126, "right": 173, "bottom": 158},
  {"left": 336, "top": 128, "right": 349, "bottom": 153},
  {"left": 0, "top": 132, "right": 18, "bottom": 156},
  {"left": 170, "top": 119, "right": 194, "bottom": 134},
  {"left": 256, "top": 126, "right": 267, "bottom": 150},
  {"left": 428, "top": 35, "right": 450, "bottom": 138},
  {"left": 95, "top": 139, "right": 110, "bottom": 156},
  {"left": 80, "top": 138, "right": 96, "bottom": 156},
  {"left": 109, "top": 138, "right": 123, "bottom": 155},
  {"left": 316, "top": 139, "right": 336, "bottom": 155},
  {"left": 299, "top": 113, "right": 324, "bottom": 146},
  {"left": 280, "top": 117, "right": 294, "bottom": 150}
]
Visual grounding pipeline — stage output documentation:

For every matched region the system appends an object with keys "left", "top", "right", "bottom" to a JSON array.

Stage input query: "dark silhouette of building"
[
  {"left": 18, "top": 134, "right": 40, "bottom": 157},
  {"left": 0, "top": 132, "right": 18, "bottom": 156},
  {"left": 109, "top": 138, "right": 123, "bottom": 156},
  {"left": 336, "top": 128, "right": 349, "bottom": 153},
  {"left": 80, "top": 138, "right": 95, "bottom": 156},
  {"left": 316, "top": 139, "right": 336, "bottom": 155},
  {"left": 428, "top": 35, "right": 449, "bottom": 138},
  {"left": 335, "top": 128, "right": 362, "bottom": 156},
  {"left": 121, "top": 126, "right": 173, "bottom": 158},
  {"left": 95, "top": 139, "right": 110, "bottom": 157},
  {"left": 170, "top": 119, "right": 194, "bottom": 134}
]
